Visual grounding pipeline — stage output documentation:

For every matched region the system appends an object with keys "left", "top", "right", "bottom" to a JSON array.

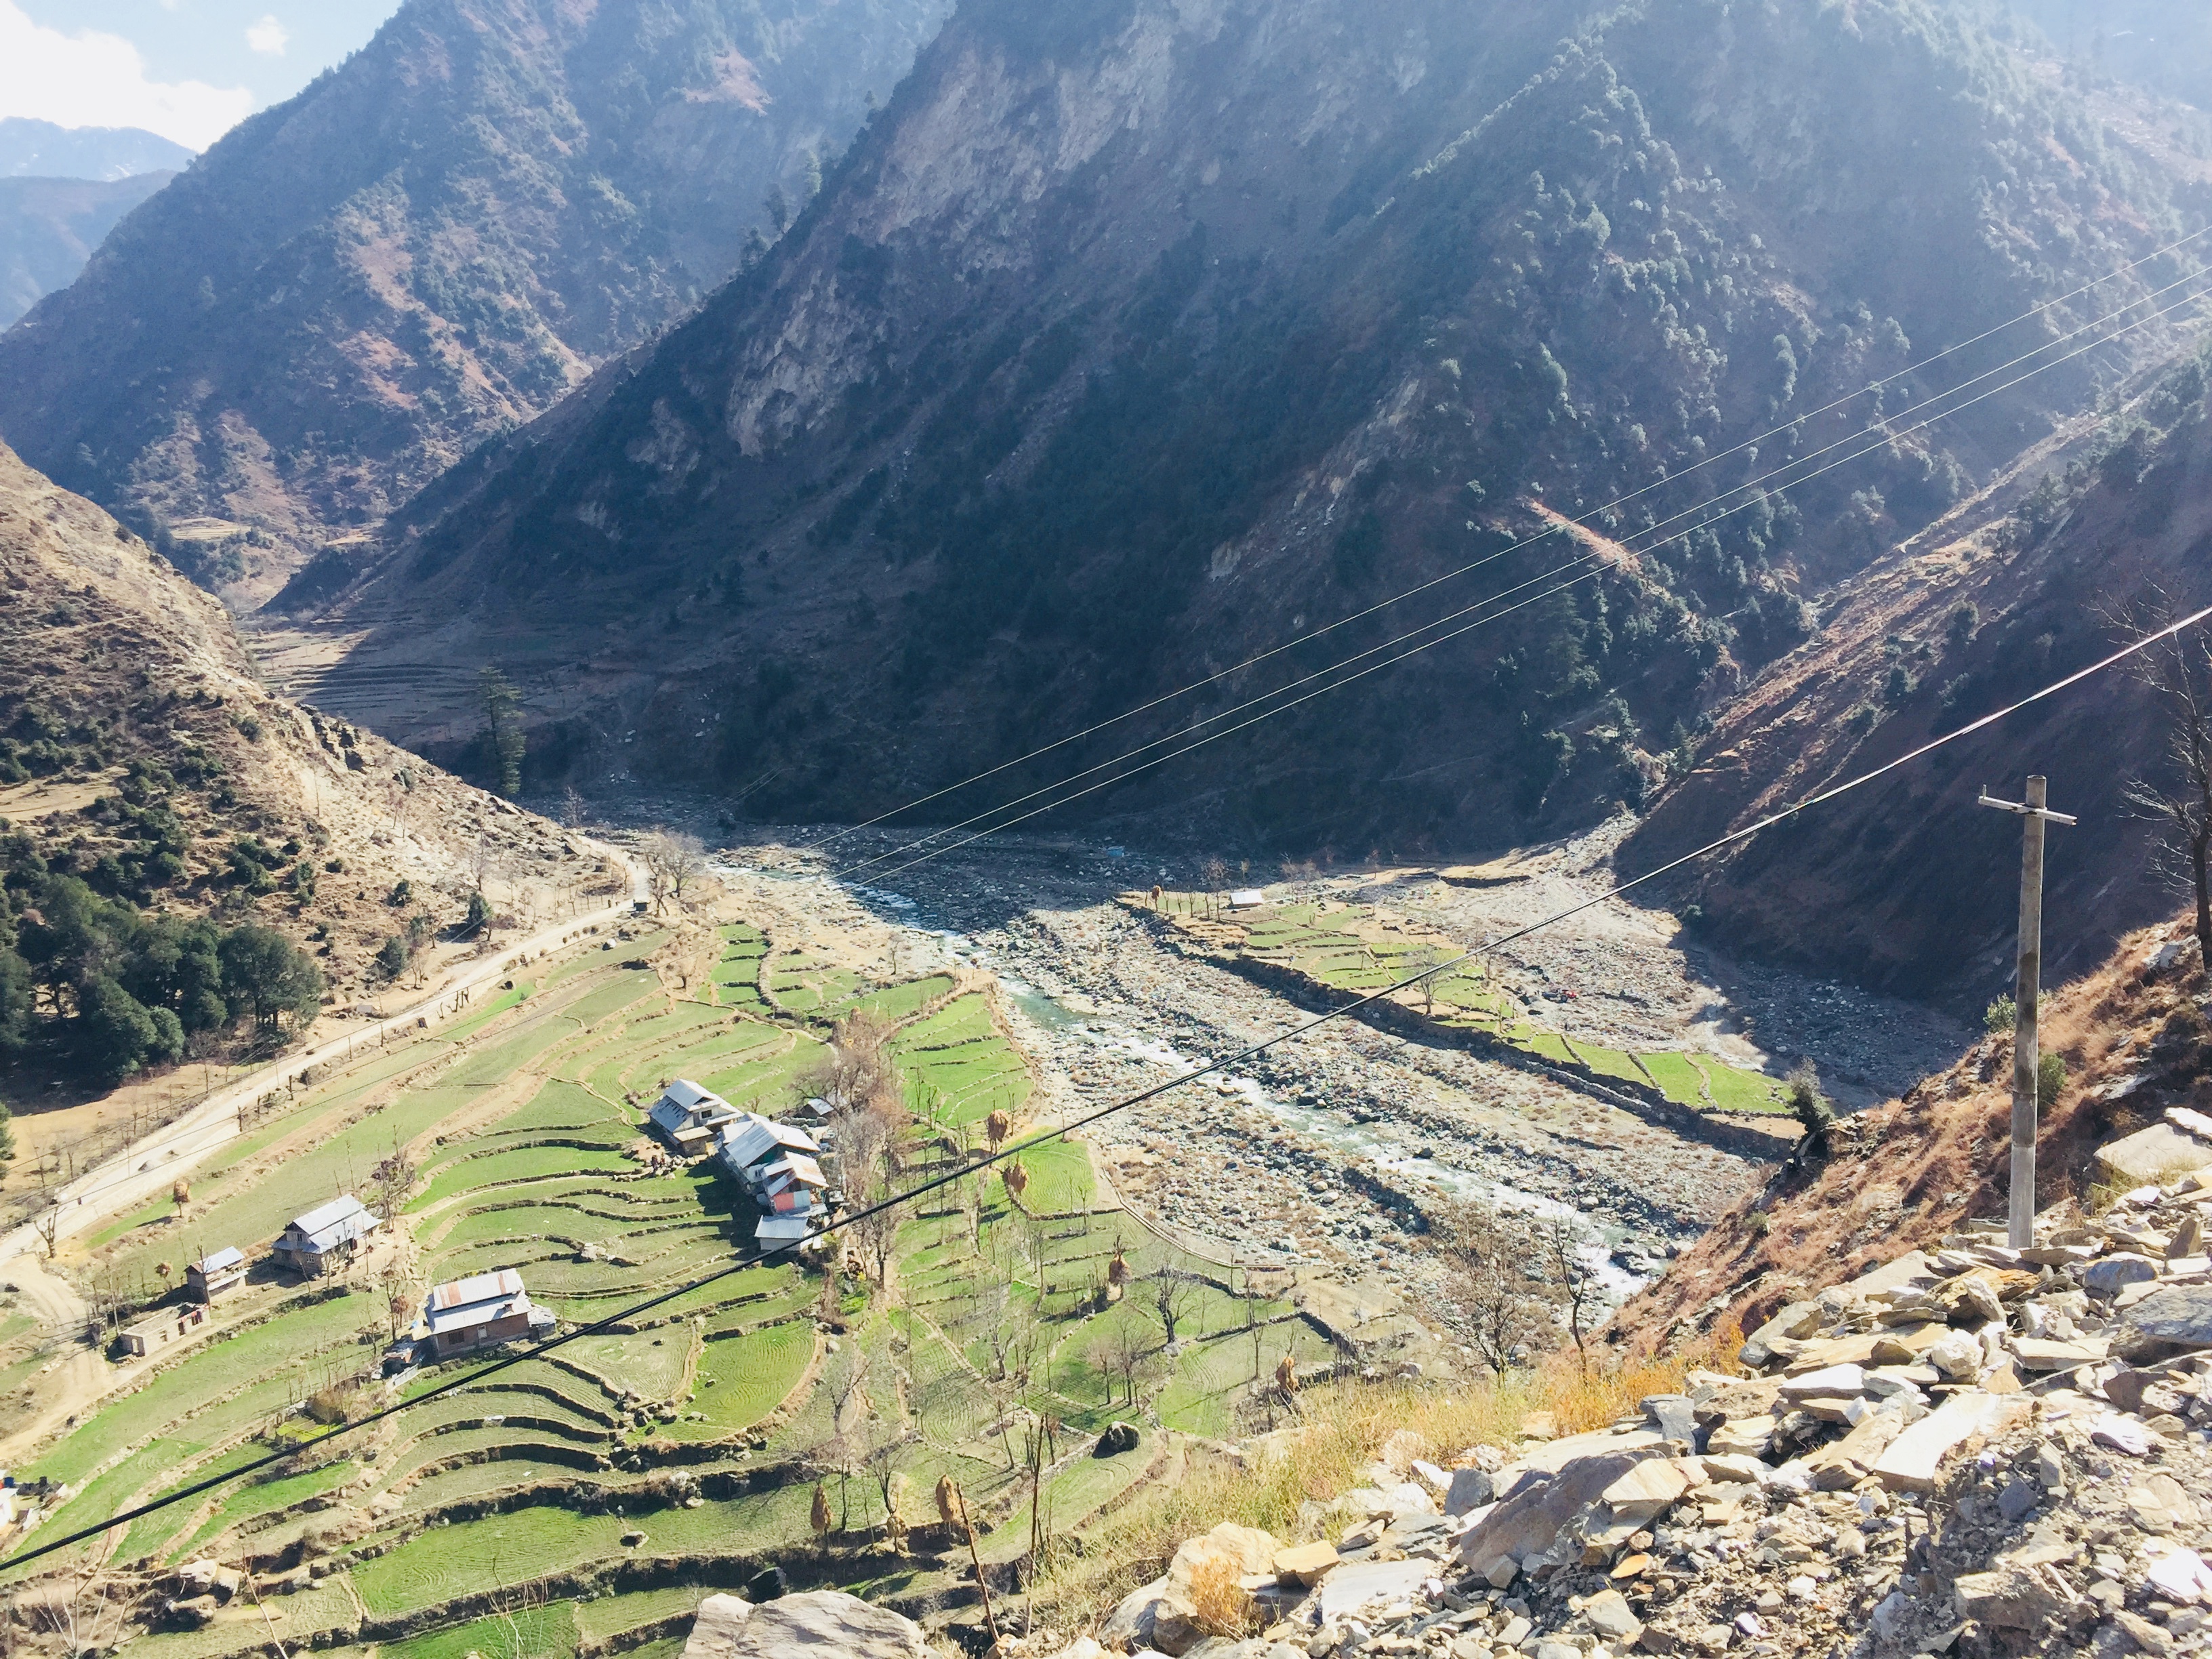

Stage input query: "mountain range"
[
  {"left": 0, "top": 119, "right": 193, "bottom": 182},
  {"left": 0, "top": 0, "right": 954, "bottom": 606},
  {"left": 262, "top": 0, "right": 2210, "bottom": 864},
  {"left": 3, "top": 0, "right": 2212, "bottom": 1004}
]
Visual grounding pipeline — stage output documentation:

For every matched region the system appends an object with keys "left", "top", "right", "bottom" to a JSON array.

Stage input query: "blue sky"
[{"left": 1, "top": 1, "right": 404, "bottom": 150}]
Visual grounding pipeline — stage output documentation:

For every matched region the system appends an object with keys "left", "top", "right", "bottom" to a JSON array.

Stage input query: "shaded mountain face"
[
  {"left": 0, "top": 119, "right": 194, "bottom": 182},
  {"left": 1623, "top": 342, "right": 2212, "bottom": 1011},
  {"left": 287, "top": 0, "right": 2210, "bottom": 851},
  {"left": 0, "top": 0, "right": 953, "bottom": 607},
  {"left": 0, "top": 173, "right": 174, "bottom": 330}
]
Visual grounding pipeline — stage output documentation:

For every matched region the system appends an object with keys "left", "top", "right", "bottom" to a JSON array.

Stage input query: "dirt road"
[{"left": 0, "top": 844, "right": 647, "bottom": 1267}]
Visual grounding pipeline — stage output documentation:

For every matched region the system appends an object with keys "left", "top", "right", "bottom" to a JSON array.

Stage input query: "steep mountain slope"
[
  {"left": 1623, "top": 340, "right": 2212, "bottom": 1009},
  {"left": 276, "top": 0, "right": 2210, "bottom": 848},
  {"left": 0, "top": 120, "right": 193, "bottom": 182},
  {"left": 1615, "top": 905, "right": 2202, "bottom": 1355},
  {"left": 0, "top": 0, "right": 953, "bottom": 607},
  {"left": 2005, "top": 0, "right": 2212, "bottom": 110},
  {"left": 0, "top": 438, "right": 602, "bottom": 1074},
  {"left": 0, "top": 173, "right": 173, "bottom": 330}
]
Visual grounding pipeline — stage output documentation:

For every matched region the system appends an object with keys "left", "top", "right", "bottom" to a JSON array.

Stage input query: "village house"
[
  {"left": 647, "top": 1078, "right": 741, "bottom": 1153},
  {"left": 119, "top": 1303, "right": 207, "bottom": 1357},
  {"left": 271, "top": 1195, "right": 379, "bottom": 1277},
  {"left": 414, "top": 1269, "right": 554, "bottom": 1358},
  {"left": 714, "top": 1112, "right": 830, "bottom": 1249},
  {"left": 186, "top": 1247, "right": 246, "bottom": 1303}
]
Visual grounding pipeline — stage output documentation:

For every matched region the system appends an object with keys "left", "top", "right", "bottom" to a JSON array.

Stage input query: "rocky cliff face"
[
  {"left": 281, "top": 0, "right": 2208, "bottom": 853},
  {"left": 0, "top": 0, "right": 954, "bottom": 607}
]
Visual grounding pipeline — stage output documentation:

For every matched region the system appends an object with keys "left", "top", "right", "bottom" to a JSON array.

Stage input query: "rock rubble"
[{"left": 1016, "top": 1118, "right": 2212, "bottom": 1659}]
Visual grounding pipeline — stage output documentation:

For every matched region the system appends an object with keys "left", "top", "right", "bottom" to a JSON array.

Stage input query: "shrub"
[
  {"left": 1186, "top": 1554, "right": 1255, "bottom": 1639},
  {"left": 2038, "top": 1050, "right": 2067, "bottom": 1108},
  {"left": 1984, "top": 995, "right": 2016, "bottom": 1036},
  {"left": 1784, "top": 1061, "right": 1834, "bottom": 1151}
]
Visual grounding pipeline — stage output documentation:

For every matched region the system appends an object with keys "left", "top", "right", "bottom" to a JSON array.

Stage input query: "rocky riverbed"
[{"left": 651, "top": 813, "right": 1962, "bottom": 1346}]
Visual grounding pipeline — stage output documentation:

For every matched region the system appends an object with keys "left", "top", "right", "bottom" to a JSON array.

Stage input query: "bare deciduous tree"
[
  {"left": 639, "top": 829, "right": 707, "bottom": 914},
  {"left": 1535, "top": 1214, "right": 1601, "bottom": 1372},
  {"left": 1147, "top": 1267, "right": 1200, "bottom": 1349},
  {"left": 1434, "top": 1199, "right": 1563, "bottom": 1375}
]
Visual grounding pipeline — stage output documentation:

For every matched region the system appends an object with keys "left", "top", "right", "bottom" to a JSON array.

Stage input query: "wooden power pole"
[{"left": 1978, "top": 777, "right": 2076, "bottom": 1248}]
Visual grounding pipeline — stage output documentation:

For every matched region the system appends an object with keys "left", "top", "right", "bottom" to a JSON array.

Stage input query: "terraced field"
[
  {"left": 6, "top": 915, "right": 1320, "bottom": 1656},
  {"left": 1204, "top": 901, "right": 1788, "bottom": 1115}
]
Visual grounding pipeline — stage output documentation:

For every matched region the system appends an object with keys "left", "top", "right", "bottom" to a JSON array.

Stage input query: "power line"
[
  {"left": 804, "top": 224, "right": 2212, "bottom": 853},
  {"left": 12, "top": 597, "right": 2209, "bottom": 1576},
  {"left": 836, "top": 275, "right": 2212, "bottom": 884}
]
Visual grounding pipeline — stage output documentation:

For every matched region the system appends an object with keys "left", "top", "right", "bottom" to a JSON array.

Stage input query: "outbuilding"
[
  {"left": 120, "top": 1304, "right": 207, "bottom": 1357},
  {"left": 186, "top": 1247, "right": 246, "bottom": 1303}
]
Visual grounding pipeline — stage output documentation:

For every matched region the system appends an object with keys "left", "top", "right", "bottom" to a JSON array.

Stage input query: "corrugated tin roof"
[
  {"left": 282, "top": 1195, "right": 377, "bottom": 1252},
  {"left": 755, "top": 1216, "right": 814, "bottom": 1246},
  {"left": 193, "top": 1247, "right": 245, "bottom": 1273},
  {"left": 760, "top": 1153, "right": 827, "bottom": 1188},
  {"left": 427, "top": 1269, "right": 526, "bottom": 1311},
  {"left": 716, "top": 1113, "right": 821, "bottom": 1169},
  {"left": 289, "top": 1194, "right": 369, "bottom": 1235}
]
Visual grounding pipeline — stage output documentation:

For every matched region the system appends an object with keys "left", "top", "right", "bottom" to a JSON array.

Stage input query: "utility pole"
[{"left": 1978, "top": 777, "right": 2077, "bottom": 1248}]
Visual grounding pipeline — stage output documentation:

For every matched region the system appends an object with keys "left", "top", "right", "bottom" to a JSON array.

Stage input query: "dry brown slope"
[
  {"left": 1615, "top": 910, "right": 2203, "bottom": 1356},
  {"left": 0, "top": 436, "right": 601, "bottom": 1008}
]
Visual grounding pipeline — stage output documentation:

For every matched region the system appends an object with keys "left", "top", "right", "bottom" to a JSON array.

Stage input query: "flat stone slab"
[
  {"left": 2118, "top": 1284, "right": 2212, "bottom": 1359},
  {"left": 2097, "top": 1122, "right": 2212, "bottom": 1188},
  {"left": 1872, "top": 1392, "right": 2022, "bottom": 1494},
  {"left": 1273, "top": 1540, "right": 1339, "bottom": 1586},
  {"left": 1505, "top": 1427, "right": 1664, "bottom": 1474},
  {"left": 2010, "top": 1336, "right": 2110, "bottom": 1372},
  {"left": 683, "top": 1593, "right": 926, "bottom": 1659},
  {"left": 1315, "top": 1559, "right": 1435, "bottom": 1620},
  {"left": 1849, "top": 1250, "right": 1940, "bottom": 1297}
]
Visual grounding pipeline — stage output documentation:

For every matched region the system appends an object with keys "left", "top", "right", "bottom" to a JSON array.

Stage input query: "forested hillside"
[
  {"left": 0, "top": 0, "right": 954, "bottom": 606},
  {"left": 282, "top": 0, "right": 2211, "bottom": 856},
  {"left": 1626, "top": 340, "right": 2212, "bottom": 1009},
  {"left": 0, "top": 440, "right": 598, "bottom": 1090}
]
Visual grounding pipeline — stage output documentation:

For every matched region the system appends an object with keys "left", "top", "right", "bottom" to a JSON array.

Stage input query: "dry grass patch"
[{"left": 1042, "top": 1326, "right": 1740, "bottom": 1633}]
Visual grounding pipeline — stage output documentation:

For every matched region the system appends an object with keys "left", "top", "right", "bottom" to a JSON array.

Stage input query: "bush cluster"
[{"left": 0, "top": 869, "right": 323, "bottom": 1083}]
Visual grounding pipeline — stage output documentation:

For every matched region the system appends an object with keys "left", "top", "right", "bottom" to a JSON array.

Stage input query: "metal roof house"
[
  {"left": 418, "top": 1269, "right": 553, "bottom": 1357},
  {"left": 271, "top": 1195, "right": 379, "bottom": 1277},
  {"left": 712, "top": 1113, "right": 830, "bottom": 1249},
  {"left": 714, "top": 1112, "right": 821, "bottom": 1175},
  {"left": 186, "top": 1247, "right": 246, "bottom": 1303},
  {"left": 647, "top": 1079, "right": 740, "bottom": 1151}
]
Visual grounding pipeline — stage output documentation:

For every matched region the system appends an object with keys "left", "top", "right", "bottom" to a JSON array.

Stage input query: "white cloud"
[
  {"left": 245, "top": 14, "right": 287, "bottom": 56},
  {"left": 0, "top": 1, "right": 252, "bottom": 150}
]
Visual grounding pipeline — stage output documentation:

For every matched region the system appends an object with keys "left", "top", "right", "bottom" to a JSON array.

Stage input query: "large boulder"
[
  {"left": 1455, "top": 1447, "right": 1668, "bottom": 1583},
  {"left": 2095, "top": 1120, "right": 2212, "bottom": 1189},
  {"left": 2116, "top": 1284, "right": 2212, "bottom": 1362},
  {"left": 681, "top": 1591, "right": 925, "bottom": 1659}
]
